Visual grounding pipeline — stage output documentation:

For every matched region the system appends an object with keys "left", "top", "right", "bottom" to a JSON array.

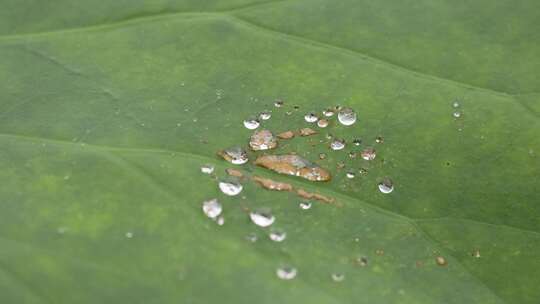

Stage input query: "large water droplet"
[
  {"left": 378, "top": 178, "right": 394, "bottom": 194},
  {"left": 304, "top": 112, "right": 319, "bottom": 123},
  {"left": 249, "top": 208, "right": 275, "bottom": 227},
  {"left": 259, "top": 111, "right": 272, "bottom": 120},
  {"left": 249, "top": 129, "right": 278, "bottom": 151},
  {"left": 202, "top": 198, "right": 222, "bottom": 218},
  {"left": 361, "top": 148, "right": 376, "bottom": 160},
  {"left": 219, "top": 180, "right": 243, "bottom": 196},
  {"left": 243, "top": 117, "right": 260, "bottom": 130},
  {"left": 337, "top": 107, "right": 357, "bottom": 126},
  {"left": 299, "top": 201, "right": 312, "bottom": 210},
  {"left": 200, "top": 164, "right": 215, "bottom": 174},
  {"left": 276, "top": 266, "right": 297, "bottom": 280},
  {"left": 331, "top": 273, "right": 345, "bottom": 282},
  {"left": 219, "top": 146, "right": 249, "bottom": 165},
  {"left": 330, "top": 139, "right": 346, "bottom": 150},
  {"left": 269, "top": 228, "right": 287, "bottom": 242}
]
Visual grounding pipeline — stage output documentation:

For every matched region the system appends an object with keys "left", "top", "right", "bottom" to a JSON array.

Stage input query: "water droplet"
[
  {"left": 323, "top": 108, "right": 335, "bottom": 117},
  {"left": 269, "top": 229, "right": 287, "bottom": 242},
  {"left": 243, "top": 117, "right": 260, "bottom": 130},
  {"left": 274, "top": 100, "right": 284, "bottom": 108},
  {"left": 200, "top": 164, "right": 215, "bottom": 174},
  {"left": 452, "top": 101, "right": 460, "bottom": 108},
  {"left": 453, "top": 111, "right": 462, "bottom": 118},
  {"left": 348, "top": 151, "right": 357, "bottom": 158},
  {"left": 319, "top": 153, "right": 327, "bottom": 160},
  {"left": 435, "top": 256, "right": 447, "bottom": 266},
  {"left": 276, "top": 266, "right": 297, "bottom": 280},
  {"left": 359, "top": 168, "right": 368, "bottom": 175},
  {"left": 472, "top": 249, "right": 481, "bottom": 258},
  {"left": 299, "top": 201, "right": 312, "bottom": 210},
  {"left": 337, "top": 107, "right": 357, "bottom": 126},
  {"left": 219, "top": 180, "right": 243, "bottom": 196},
  {"left": 317, "top": 119, "right": 329, "bottom": 128},
  {"left": 375, "top": 249, "right": 385, "bottom": 256},
  {"left": 259, "top": 111, "right": 272, "bottom": 120},
  {"left": 354, "top": 256, "right": 368, "bottom": 267},
  {"left": 218, "top": 147, "right": 249, "bottom": 165},
  {"left": 125, "top": 232, "right": 134, "bottom": 238},
  {"left": 249, "top": 208, "right": 275, "bottom": 227},
  {"left": 331, "top": 273, "right": 345, "bottom": 282},
  {"left": 246, "top": 233, "right": 258, "bottom": 242},
  {"left": 202, "top": 198, "right": 222, "bottom": 218},
  {"left": 304, "top": 112, "right": 319, "bottom": 123},
  {"left": 353, "top": 138, "right": 362, "bottom": 146},
  {"left": 346, "top": 171, "right": 355, "bottom": 179},
  {"left": 216, "top": 216, "right": 225, "bottom": 226},
  {"left": 330, "top": 138, "right": 346, "bottom": 150},
  {"left": 249, "top": 129, "right": 278, "bottom": 151},
  {"left": 360, "top": 148, "right": 376, "bottom": 160},
  {"left": 375, "top": 136, "right": 384, "bottom": 144},
  {"left": 378, "top": 178, "right": 394, "bottom": 194}
]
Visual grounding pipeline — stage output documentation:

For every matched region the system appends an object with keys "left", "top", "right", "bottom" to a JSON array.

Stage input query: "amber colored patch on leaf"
[
  {"left": 252, "top": 176, "right": 293, "bottom": 191},
  {"left": 226, "top": 168, "right": 244, "bottom": 178}
]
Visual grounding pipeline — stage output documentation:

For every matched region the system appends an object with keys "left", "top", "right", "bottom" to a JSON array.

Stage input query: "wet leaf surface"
[{"left": 0, "top": 1, "right": 539, "bottom": 303}]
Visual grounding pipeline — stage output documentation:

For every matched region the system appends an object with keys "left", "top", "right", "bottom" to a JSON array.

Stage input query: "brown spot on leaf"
[
  {"left": 296, "top": 188, "right": 336, "bottom": 204},
  {"left": 277, "top": 130, "right": 295, "bottom": 139},
  {"left": 254, "top": 154, "right": 331, "bottom": 182},
  {"left": 298, "top": 128, "right": 317, "bottom": 136},
  {"left": 226, "top": 168, "right": 244, "bottom": 178},
  {"left": 252, "top": 176, "right": 293, "bottom": 191}
]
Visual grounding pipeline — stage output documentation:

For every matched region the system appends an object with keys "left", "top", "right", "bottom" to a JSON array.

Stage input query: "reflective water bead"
[
  {"left": 202, "top": 198, "right": 222, "bottom": 218},
  {"left": 243, "top": 117, "right": 260, "bottom": 130},
  {"left": 219, "top": 180, "right": 243, "bottom": 196},
  {"left": 276, "top": 266, "right": 297, "bottom": 280},
  {"left": 249, "top": 208, "right": 275, "bottom": 227},
  {"left": 337, "top": 107, "right": 357, "bottom": 126},
  {"left": 304, "top": 112, "right": 319, "bottom": 123},
  {"left": 330, "top": 139, "right": 346, "bottom": 150},
  {"left": 200, "top": 164, "right": 215, "bottom": 174},
  {"left": 378, "top": 178, "right": 394, "bottom": 194}
]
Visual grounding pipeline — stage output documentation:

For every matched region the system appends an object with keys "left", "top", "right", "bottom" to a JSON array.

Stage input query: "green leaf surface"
[{"left": 0, "top": 1, "right": 539, "bottom": 303}]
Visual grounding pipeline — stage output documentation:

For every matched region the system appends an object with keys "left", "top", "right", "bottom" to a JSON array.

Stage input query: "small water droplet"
[
  {"left": 435, "top": 256, "right": 447, "bottom": 266},
  {"left": 317, "top": 119, "right": 329, "bottom": 128},
  {"left": 337, "top": 107, "right": 357, "bottom": 126},
  {"left": 299, "top": 201, "right": 312, "bottom": 210},
  {"left": 375, "top": 249, "right": 385, "bottom": 256},
  {"left": 452, "top": 101, "right": 460, "bottom": 108},
  {"left": 330, "top": 139, "right": 346, "bottom": 150},
  {"left": 359, "top": 168, "right": 368, "bottom": 175},
  {"left": 200, "top": 164, "right": 215, "bottom": 174},
  {"left": 361, "top": 148, "right": 376, "bottom": 160},
  {"left": 353, "top": 138, "right": 362, "bottom": 146},
  {"left": 259, "top": 111, "right": 272, "bottom": 120},
  {"left": 246, "top": 233, "right": 258, "bottom": 242},
  {"left": 276, "top": 266, "right": 297, "bottom": 280},
  {"left": 285, "top": 111, "right": 293, "bottom": 116},
  {"left": 323, "top": 108, "right": 335, "bottom": 117},
  {"left": 346, "top": 171, "right": 355, "bottom": 179},
  {"left": 348, "top": 151, "right": 357, "bottom": 158},
  {"left": 304, "top": 112, "right": 319, "bottom": 123},
  {"left": 453, "top": 111, "right": 462, "bottom": 118},
  {"left": 331, "top": 273, "right": 345, "bottom": 282},
  {"left": 269, "top": 229, "right": 287, "bottom": 242},
  {"left": 378, "top": 178, "right": 394, "bottom": 194},
  {"left": 355, "top": 256, "right": 368, "bottom": 267},
  {"left": 219, "top": 146, "right": 249, "bottom": 165},
  {"left": 202, "top": 198, "right": 222, "bottom": 218},
  {"left": 215, "top": 216, "right": 225, "bottom": 226},
  {"left": 274, "top": 100, "right": 284, "bottom": 108},
  {"left": 219, "top": 180, "right": 243, "bottom": 196},
  {"left": 243, "top": 117, "right": 260, "bottom": 130},
  {"left": 319, "top": 153, "right": 327, "bottom": 160},
  {"left": 125, "top": 232, "right": 134, "bottom": 238},
  {"left": 249, "top": 208, "right": 275, "bottom": 227},
  {"left": 375, "top": 136, "right": 384, "bottom": 144},
  {"left": 472, "top": 249, "right": 481, "bottom": 258}
]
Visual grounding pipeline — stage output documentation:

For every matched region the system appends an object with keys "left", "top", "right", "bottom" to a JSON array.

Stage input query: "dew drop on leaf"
[
  {"left": 361, "top": 148, "right": 376, "bottom": 160},
  {"left": 249, "top": 129, "right": 278, "bottom": 151},
  {"left": 346, "top": 171, "right": 356, "bottom": 179},
  {"left": 337, "top": 107, "right": 357, "bottom": 126},
  {"left": 276, "top": 266, "right": 297, "bottom": 280},
  {"left": 304, "top": 112, "right": 319, "bottom": 123},
  {"left": 319, "top": 153, "right": 327, "bottom": 160},
  {"left": 323, "top": 108, "right": 335, "bottom": 117},
  {"left": 274, "top": 100, "right": 284, "bottom": 108},
  {"left": 200, "top": 164, "right": 215, "bottom": 174},
  {"left": 125, "top": 232, "right": 134, "bottom": 238},
  {"left": 218, "top": 180, "right": 243, "bottom": 196},
  {"left": 330, "top": 139, "right": 346, "bottom": 150},
  {"left": 215, "top": 216, "right": 225, "bottom": 226},
  {"left": 378, "top": 178, "right": 394, "bottom": 194},
  {"left": 202, "top": 198, "right": 222, "bottom": 218},
  {"left": 435, "top": 256, "right": 448, "bottom": 266},
  {"left": 259, "top": 111, "right": 272, "bottom": 120},
  {"left": 219, "top": 146, "right": 249, "bottom": 165},
  {"left": 375, "top": 136, "right": 384, "bottom": 144},
  {"left": 331, "top": 273, "right": 345, "bottom": 282},
  {"left": 269, "top": 229, "right": 287, "bottom": 242},
  {"left": 317, "top": 119, "right": 329, "bottom": 128},
  {"left": 299, "top": 201, "right": 312, "bottom": 210},
  {"left": 353, "top": 138, "right": 362, "bottom": 146},
  {"left": 452, "top": 101, "right": 460, "bottom": 108},
  {"left": 249, "top": 208, "right": 275, "bottom": 227},
  {"left": 453, "top": 111, "right": 462, "bottom": 118},
  {"left": 243, "top": 117, "right": 260, "bottom": 130}
]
